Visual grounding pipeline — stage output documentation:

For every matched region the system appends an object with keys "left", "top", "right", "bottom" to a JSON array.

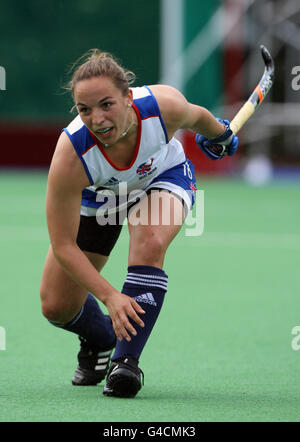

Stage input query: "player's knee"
[
  {"left": 40, "top": 286, "right": 85, "bottom": 324},
  {"left": 41, "top": 299, "right": 62, "bottom": 322},
  {"left": 131, "top": 234, "right": 166, "bottom": 265},
  {"left": 40, "top": 289, "right": 67, "bottom": 323}
]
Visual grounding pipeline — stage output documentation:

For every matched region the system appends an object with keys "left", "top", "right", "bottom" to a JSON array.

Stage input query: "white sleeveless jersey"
[{"left": 63, "top": 85, "right": 186, "bottom": 210}]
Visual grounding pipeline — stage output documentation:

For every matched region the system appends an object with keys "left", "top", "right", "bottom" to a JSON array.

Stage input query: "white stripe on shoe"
[
  {"left": 95, "top": 364, "right": 108, "bottom": 370},
  {"left": 97, "top": 350, "right": 112, "bottom": 357}
]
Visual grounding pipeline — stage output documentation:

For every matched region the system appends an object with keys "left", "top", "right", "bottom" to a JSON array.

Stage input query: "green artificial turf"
[{"left": 1, "top": 170, "right": 300, "bottom": 422}]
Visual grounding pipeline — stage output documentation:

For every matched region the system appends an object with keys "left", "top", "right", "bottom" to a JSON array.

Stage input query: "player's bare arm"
[
  {"left": 46, "top": 132, "right": 145, "bottom": 341},
  {"left": 149, "top": 84, "right": 238, "bottom": 160},
  {"left": 148, "top": 84, "right": 225, "bottom": 139}
]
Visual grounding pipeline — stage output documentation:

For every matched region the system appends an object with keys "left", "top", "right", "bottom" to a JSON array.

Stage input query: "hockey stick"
[
  {"left": 229, "top": 45, "right": 275, "bottom": 134},
  {"left": 211, "top": 45, "right": 274, "bottom": 157}
]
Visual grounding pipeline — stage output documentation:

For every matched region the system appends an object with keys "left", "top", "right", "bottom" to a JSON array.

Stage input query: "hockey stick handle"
[
  {"left": 229, "top": 101, "right": 255, "bottom": 134},
  {"left": 229, "top": 45, "right": 274, "bottom": 135}
]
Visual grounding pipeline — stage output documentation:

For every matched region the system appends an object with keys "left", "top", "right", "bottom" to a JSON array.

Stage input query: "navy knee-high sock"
[
  {"left": 112, "top": 265, "right": 168, "bottom": 362},
  {"left": 49, "top": 293, "right": 115, "bottom": 351}
]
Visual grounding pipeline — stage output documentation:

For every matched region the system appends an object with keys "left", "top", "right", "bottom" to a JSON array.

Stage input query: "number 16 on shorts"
[{"left": 183, "top": 161, "right": 193, "bottom": 180}]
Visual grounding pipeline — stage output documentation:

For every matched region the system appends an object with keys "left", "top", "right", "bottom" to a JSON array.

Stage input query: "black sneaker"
[
  {"left": 72, "top": 336, "right": 115, "bottom": 386},
  {"left": 103, "top": 355, "right": 144, "bottom": 398}
]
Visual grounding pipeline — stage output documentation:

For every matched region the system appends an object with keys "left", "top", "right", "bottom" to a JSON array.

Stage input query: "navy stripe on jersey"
[
  {"left": 82, "top": 188, "right": 102, "bottom": 208},
  {"left": 134, "top": 96, "right": 158, "bottom": 120},
  {"left": 144, "top": 86, "right": 169, "bottom": 144},
  {"left": 63, "top": 128, "right": 94, "bottom": 185},
  {"left": 133, "top": 89, "right": 167, "bottom": 144},
  {"left": 82, "top": 188, "right": 131, "bottom": 209},
  {"left": 64, "top": 124, "right": 95, "bottom": 156}
]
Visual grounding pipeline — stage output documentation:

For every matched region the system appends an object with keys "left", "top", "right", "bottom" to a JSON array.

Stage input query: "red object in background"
[
  {"left": 0, "top": 123, "right": 238, "bottom": 173},
  {"left": 0, "top": 122, "right": 62, "bottom": 167},
  {"left": 182, "top": 130, "right": 237, "bottom": 175},
  {"left": 0, "top": 2, "right": 244, "bottom": 173},
  {"left": 223, "top": 0, "right": 244, "bottom": 108}
]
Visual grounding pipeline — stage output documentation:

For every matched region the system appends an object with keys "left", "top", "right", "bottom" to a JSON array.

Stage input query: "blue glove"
[{"left": 195, "top": 119, "right": 239, "bottom": 160}]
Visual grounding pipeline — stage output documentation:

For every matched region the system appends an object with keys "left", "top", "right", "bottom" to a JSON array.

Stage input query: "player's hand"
[
  {"left": 104, "top": 291, "right": 145, "bottom": 342},
  {"left": 195, "top": 118, "right": 239, "bottom": 160}
]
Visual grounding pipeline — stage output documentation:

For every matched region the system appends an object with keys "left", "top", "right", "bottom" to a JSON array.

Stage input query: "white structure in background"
[{"left": 242, "top": 154, "right": 273, "bottom": 186}]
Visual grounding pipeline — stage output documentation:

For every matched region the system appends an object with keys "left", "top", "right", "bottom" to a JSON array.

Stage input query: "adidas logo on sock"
[{"left": 133, "top": 293, "right": 157, "bottom": 306}]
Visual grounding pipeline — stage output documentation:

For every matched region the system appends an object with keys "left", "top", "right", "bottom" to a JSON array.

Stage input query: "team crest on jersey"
[{"left": 136, "top": 158, "right": 156, "bottom": 178}]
